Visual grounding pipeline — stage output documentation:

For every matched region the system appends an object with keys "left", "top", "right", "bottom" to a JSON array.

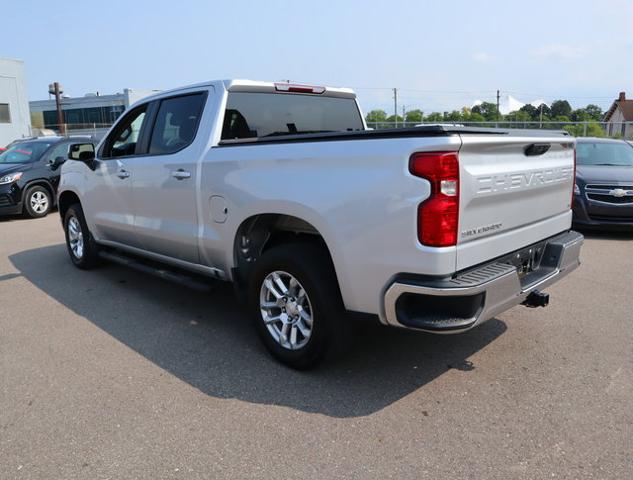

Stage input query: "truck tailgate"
[{"left": 456, "top": 134, "right": 575, "bottom": 271}]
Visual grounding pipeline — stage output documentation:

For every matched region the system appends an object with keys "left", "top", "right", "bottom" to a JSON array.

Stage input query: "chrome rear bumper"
[{"left": 382, "top": 230, "right": 583, "bottom": 333}]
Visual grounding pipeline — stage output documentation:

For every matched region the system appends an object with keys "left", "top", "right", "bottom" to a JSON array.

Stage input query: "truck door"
[
  {"left": 82, "top": 104, "right": 150, "bottom": 248},
  {"left": 129, "top": 91, "right": 208, "bottom": 264}
]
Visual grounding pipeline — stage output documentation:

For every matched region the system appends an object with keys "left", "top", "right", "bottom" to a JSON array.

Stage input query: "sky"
[{"left": 3, "top": 0, "right": 633, "bottom": 115}]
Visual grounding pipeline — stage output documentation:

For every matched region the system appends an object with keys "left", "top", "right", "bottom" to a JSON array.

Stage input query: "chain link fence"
[
  {"left": 25, "top": 120, "right": 633, "bottom": 143},
  {"left": 366, "top": 121, "right": 633, "bottom": 139}
]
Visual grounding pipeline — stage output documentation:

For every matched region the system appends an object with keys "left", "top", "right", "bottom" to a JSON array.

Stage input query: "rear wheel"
[
  {"left": 248, "top": 243, "right": 347, "bottom": 369},
  {"left": 23, "top": 185, "right": 51, "bottom": 218},
  {"left": 64, "top": 203, "right": 99, "bottom": 269}
]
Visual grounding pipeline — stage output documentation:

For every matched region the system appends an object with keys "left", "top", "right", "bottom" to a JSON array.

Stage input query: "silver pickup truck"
[{"left": 58, "top": 80, "right": 583, "bottom": 368}]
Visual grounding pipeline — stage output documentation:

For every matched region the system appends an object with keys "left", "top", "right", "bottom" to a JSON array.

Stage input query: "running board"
[{"left": 98, "top": 250, "right": 215, "bottom": 292}]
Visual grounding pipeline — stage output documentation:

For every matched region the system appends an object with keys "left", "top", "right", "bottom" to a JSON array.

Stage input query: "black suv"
[{"left": 0, "top": 136, "right": 93, "bottom": 218}]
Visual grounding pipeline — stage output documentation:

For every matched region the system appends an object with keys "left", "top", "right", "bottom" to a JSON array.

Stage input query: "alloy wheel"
[
  {"left": 67, "top": 216, "right": 84, "bottom": 259},
  {"left": 30, "top": 191, "right": 49, "bottom": 214},
  {"left": 259, "top": 270, "right": 313, "bottom": 350}
]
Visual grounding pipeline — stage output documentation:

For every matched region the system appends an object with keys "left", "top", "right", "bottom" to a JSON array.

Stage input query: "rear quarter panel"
[{"left": 200, "top": 135, "right": 461, "bottom": 315}]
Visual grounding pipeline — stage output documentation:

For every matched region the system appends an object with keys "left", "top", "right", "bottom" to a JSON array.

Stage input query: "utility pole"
[
  {"left": 496, "top": 89, "right": 500, "bottom": 124},
  {"left": 393, "top": 88, "right": 398, "bottom": 128},
  {"left": 402, "top": 105, "right": 406, "bottom": 125},
  {"left": 539, "top": 104, "right": 543, "bottom": 128},
  {"left": 48, "top": 82, "right": 65, "bottom": 135}
]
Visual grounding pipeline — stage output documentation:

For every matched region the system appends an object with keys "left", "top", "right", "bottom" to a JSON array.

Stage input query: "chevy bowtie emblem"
[{"left": 609, "top": 188, "right": 629, "bottom": 198}]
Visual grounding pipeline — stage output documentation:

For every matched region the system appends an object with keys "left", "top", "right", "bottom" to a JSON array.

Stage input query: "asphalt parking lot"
[{"left": 1, "top": 214, "right": 632, "bottom": 479}]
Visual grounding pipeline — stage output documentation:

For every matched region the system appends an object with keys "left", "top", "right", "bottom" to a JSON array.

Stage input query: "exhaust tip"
[{"left": 522, "top": 290, "right": 550, "bottom": 308}]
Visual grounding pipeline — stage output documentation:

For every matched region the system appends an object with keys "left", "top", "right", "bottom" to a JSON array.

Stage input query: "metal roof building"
[{"left": 29, "top": 87, "right": 160, "bottom": 135}]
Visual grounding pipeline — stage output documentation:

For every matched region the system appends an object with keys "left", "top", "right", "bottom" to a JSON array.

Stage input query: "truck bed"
[{"left": 218, "top": 126, "right": 570, "bottom": 146}]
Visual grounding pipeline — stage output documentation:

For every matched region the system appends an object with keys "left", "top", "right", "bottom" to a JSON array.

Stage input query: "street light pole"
[{"left": 393, "top": 88, "right": 398, "bottom": 128}]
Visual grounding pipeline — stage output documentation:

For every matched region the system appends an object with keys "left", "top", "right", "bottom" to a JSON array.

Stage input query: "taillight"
[{"left": 409, "top": 151, "right": 460, "bottom": 247}]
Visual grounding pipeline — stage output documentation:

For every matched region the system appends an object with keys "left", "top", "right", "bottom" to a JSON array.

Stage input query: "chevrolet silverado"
[{"left": 57, "top": 80, "right": 583, "bottom": 368}]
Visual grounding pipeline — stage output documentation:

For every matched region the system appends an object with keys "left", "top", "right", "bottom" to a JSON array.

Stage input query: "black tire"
[
  {"left": 23, "top": 185, "right": 52, "bottom": 218},
  {"left": 64, "top": 203, "right": 100, "bottom": 269},
  {"left": 248, "top": 243, "right": 348, "bottom": 369}
]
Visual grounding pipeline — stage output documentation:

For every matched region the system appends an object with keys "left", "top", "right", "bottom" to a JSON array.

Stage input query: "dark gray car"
[{"left": 572, "top": 137, "right": 633, "bottom": 229}]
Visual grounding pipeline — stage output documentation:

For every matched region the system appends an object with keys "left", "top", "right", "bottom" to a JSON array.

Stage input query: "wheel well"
[
  {"left": 233, "top": 214, "right": 333, "bottom": 285},
  {"left": 58, "top": 191, "right": 81, "bottom": 219}
]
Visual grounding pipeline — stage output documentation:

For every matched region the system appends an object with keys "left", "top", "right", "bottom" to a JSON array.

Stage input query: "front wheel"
[
  {"left": 64, "top": 203, "right": 100, "bottom": 269},
  {"left": 23, "top": 185, "right": 52, "bottom": 218},
  {"left": 248, "top": 243, "right": 347, "bottom": 369}
]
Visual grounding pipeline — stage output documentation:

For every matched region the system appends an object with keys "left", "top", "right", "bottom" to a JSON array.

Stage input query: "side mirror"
[
  {"left": 51, "top": 156, "right": 67, "bottom": 168},
  {"left": 68, "top": 143, "right": 95, "bottom": 162}
]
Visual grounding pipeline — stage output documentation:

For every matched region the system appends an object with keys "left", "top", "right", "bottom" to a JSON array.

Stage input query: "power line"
[{"left": 351, "top": 85, "right": 619, "bottom": 100}]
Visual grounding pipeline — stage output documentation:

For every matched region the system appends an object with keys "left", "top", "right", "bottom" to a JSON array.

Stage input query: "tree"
[
  {"left": 534, "top": 103, "right": 551, "bottom": 120},
  {"left": 424, "top": 112, "right": 444, "bottom": 122},
  {"left": 386, "top": 114, "right": 403, "bottom": 123},
  {"left": 405, "top": 109, "right": 423, "bottom": 123},
  {"left": 519, "top": 104, "right": 538, "bottom": 119},
  {"left": 506, "top": 110, "right": 532, "bottom": 123},
  {"left": 570, "top": 108, "right": 590, "bottom": 122},
  {"left": 564, "top": 122, "right": 606, "bottom": 138},
  {"left": 445, "top": 110, "right": 463, "bottom": 122},
  {"left": 550, "top": 100, "right": 572, "bottom": 119},
  {"left": 471, "top": 101, "right": 499, "bottom": 121},
  {"left": 365, "top": 109, "right": 387, "bottom": 124},
  {"left": 585, "top": 104, "right": 603, "bottom": 121},
  {"left": 465, "top": 112, "right": 485, "bottom": 123}
]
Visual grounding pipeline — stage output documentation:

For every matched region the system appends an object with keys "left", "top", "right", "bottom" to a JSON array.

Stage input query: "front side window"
[
  {"left": 0, "top": 141, "right": 52, "bottom": 164},
  {"left": 101, "top": 105, "right": 148, "bottom": 158},
  {"left": 148, "top": 93, "right": 206, "bottom": 155},
  {"left": 45, "top": 143, "right": 70, "bottom": 163},
  {"left": 221, "top": 92, "right": 364, "bottom": 140}
]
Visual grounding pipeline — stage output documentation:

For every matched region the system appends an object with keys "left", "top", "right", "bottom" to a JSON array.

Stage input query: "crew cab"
[{"left": 57, "top": 80, "right": 583, "bottom": 368}]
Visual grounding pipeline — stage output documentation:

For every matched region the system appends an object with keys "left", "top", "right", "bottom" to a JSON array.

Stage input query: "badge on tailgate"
[
  {"left": 461, "top": 222, "right": 503, "bottom": 239},
  {"left": 475, "top": 166, "right": 573, "bottom": 195}
]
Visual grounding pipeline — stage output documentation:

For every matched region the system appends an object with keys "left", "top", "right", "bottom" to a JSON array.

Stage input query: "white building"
[{"left": 0, "top": 58, "right": 31, "bottom": 147}]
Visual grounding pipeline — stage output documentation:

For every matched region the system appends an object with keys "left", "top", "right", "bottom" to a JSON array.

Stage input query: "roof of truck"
[
  {"left": 222, "top": 79, "right": 356, "bottom": 99},
  {"left": 135, "top": 79, "right": 357, "bottom": 104}
]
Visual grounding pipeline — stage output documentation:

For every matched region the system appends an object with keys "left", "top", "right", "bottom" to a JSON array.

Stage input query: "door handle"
[
  {"left": 117, "top": 169, "right": 130, "bottom": 179},
  {"left": 172, "top": 169, "right": 191, "bottom": 180}
]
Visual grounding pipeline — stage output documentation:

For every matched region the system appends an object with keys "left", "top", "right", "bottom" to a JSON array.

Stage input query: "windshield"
[
  {"left": 222, "top": 92, "right": 364, "bottom": 140},
  {"left": 0, "top": 141, "right": 53, "bottom": 164},
  {"left": 576, "top": 142, "right": 633, "bottom": 167}
]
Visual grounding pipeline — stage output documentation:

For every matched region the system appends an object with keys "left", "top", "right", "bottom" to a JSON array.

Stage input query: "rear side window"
[
  {"left": 149, "top": 93, "right": 206, "bottom": 155},
  {"left": 221, "top": 92, "right": 364, "bottom": 140}
]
